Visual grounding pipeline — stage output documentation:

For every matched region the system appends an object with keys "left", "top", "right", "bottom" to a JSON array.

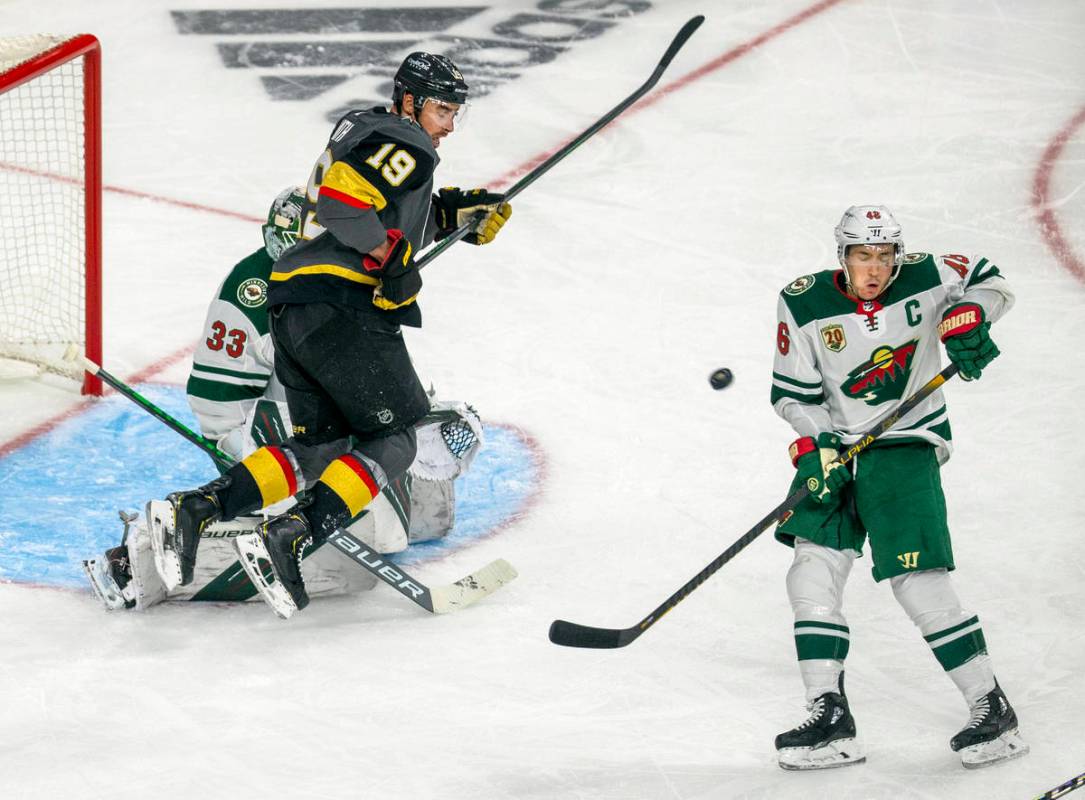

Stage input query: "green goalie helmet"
[{"left": 262, "top": 186, "right": 306, "bottom": 261}]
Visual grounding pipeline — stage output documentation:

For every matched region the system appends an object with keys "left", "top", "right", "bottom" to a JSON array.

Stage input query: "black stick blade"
[
  {"left": 549, "top": 619, "right": 637, "bottom": 649},
  {"left": 657, "top": 15, "right": 705, "bottom": 72}
]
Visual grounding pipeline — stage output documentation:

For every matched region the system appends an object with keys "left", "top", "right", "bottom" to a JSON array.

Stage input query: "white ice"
[{"left": 1, "top": 1, "right": 1083, "bottom": 798}]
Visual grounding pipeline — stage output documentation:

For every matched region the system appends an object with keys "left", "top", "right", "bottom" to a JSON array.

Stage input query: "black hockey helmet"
[{"left": 393, "top": 52, "right": 469, "bottom": 114}]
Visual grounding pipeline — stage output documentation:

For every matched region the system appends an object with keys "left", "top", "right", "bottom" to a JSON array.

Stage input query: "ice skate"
[
  {"left": 233, "top": 510, "right": 314, "bottom": 619},
  {"left": 951, "top": 682, "right": 1029, "bottom": 769},
  {"left": 146, "top": 480, "right": 225, "bottom": 589},
  {"left": 776, "top": 676, "right": 865, "bottom": 770},
  {"left": 82, "top": 545, "right": 136, "bottom": 610}
]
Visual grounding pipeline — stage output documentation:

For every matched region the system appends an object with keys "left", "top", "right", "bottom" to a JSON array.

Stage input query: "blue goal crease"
[{"left": 0, "top": 384, "right": 538, "bottom": 587}]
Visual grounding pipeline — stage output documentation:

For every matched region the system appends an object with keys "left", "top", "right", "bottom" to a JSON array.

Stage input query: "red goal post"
[{"left": 0, "top": 34, "right": 102, "bottom": 395}]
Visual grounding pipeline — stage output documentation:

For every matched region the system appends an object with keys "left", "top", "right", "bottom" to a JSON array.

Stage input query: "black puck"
[{"left": 709, "top": 367, "right": 733, "bottom": 390}]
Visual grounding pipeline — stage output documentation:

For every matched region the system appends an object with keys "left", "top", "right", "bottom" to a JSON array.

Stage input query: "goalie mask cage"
[{"left": 0, "top": 34, "right": 102, "bottom": 394}]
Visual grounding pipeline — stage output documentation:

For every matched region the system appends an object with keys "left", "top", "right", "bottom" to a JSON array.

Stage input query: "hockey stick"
[
  {"left": 82, "top": 357, "right": 233, "bottom": 470},
  {"left": 416, "top": 14, "right": 706, "bottom": 269},
  {"left": 549, "top": 364, "right": 961, "bottom": 649},
  {"left": 81, "top": 357, "right": 517, "bottom": 615}
]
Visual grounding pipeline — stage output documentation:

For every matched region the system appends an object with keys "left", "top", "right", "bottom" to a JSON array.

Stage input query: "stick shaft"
[
  {"left": 550, "top": 364, "right": 960, "bottom": 648},
  {"left": 416, "top": 15, "right": 705, "bottom": 270}
]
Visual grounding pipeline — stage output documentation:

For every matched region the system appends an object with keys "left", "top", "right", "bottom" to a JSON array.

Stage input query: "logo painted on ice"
[{"left": 841, "top": 340, "right": 918, "bottom": 405}]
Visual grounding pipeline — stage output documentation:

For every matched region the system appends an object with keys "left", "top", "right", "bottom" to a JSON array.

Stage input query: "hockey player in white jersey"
[
  {"left": 83, "top": 187, "right": 484, "bottom": 610},
  {"left": 770, "top": 206, "right": 1028, "bottom": 771}
]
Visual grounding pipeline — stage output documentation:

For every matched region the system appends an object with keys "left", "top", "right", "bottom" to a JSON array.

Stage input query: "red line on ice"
[
  {"left": 1031, "top": 104, "right": 1085, "bottom": 284},
  {"left": 0, "top": 0, "right": 845, "bottom": 454},
  {"left": 488, "top": 0, "right": 850, "bottom": 190}
]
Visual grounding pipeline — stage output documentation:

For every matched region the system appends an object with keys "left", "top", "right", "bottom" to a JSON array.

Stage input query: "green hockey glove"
[
  {"left": 433, "top": 187, "right": 512, "bottom": 245},
  {"left": 364, "top": 229, "right": 421, "bottom": 310},
  {"left": 790, "top": 433, "right": 851, "bottom": 504},
  {"left": 938, "top": 302, "right": 999, "bottom": 381}
]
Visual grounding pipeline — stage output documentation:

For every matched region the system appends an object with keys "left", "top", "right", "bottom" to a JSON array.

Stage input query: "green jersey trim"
[
  {"left": 773, "top": 371, "right": 822, "bottom": 390},
  {"left": 771, "top": 385, "right": 825, "bottom": 405},
  {"left": 191, "top": 362, "right": 271, "bottom": 382},
  {"left": 219, "top": 248, "right": 275, "bottom": 333},
  {"left": 186, "top": 374, "right": 265, "bottom": 402}
]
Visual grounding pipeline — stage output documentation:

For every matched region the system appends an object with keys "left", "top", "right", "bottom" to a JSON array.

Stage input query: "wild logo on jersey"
[{"left": 841, "top": 340, "right": 918, "bottom": 405}]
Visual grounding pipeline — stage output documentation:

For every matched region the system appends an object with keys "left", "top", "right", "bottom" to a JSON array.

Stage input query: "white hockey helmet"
[
  {"left": 262, "top": 186, "right": 306, "bottom": 260},
  {"left": 834, "top": 205, "right": 905, "bottom": 292}
]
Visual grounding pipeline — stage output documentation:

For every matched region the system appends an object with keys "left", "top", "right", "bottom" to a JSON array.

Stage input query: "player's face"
[
  {"left": 845, "top": 244, "right": 895, "bottom": 300},
  {"left": 413, "top": 97, "right": 461, "bottom": 149}
]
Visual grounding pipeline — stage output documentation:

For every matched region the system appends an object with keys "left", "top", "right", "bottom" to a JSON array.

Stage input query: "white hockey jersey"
[
  {"left": 186, "top": 247, "right": 285, "bottom": 460},
  {"left": 771, "top": 252, "right": 1014, "bottom": 464}
]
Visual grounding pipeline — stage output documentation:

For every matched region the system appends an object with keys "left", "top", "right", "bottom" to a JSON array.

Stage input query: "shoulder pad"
[{"left": 328, "top": 109, "right": 437, "bottom": 168}]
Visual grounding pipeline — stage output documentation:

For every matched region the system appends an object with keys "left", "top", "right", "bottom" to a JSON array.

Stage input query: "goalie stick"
[
  {"left": 82, "top": 357, "right": 517, "bottom": 616},
  {"left": 549, "top": 364, "right": 961, "bottom": 649},
  {"left": 416, "top": 14, "right": 705, "bottom": 269}
]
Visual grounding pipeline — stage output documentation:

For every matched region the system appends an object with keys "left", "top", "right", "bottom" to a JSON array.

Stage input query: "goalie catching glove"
[
  {"left": 790, "top": 433, "right": 850, "bottom": 504},
  {"left": 433, "top": 187, "right": 512, "bottom": 245},
  {"left": 364, "top": 229, "right": 421, "bottom": 310},
  {"left": 938, "top": 302, "right": 999, "bottom": 381}
]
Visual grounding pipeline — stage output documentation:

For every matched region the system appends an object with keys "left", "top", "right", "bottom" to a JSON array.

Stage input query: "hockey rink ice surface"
[{"left": 1, "top": 1, "right": 1083, "bottom": 798}]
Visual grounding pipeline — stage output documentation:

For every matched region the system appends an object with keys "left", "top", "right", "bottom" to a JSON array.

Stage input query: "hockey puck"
[{"left": 709, "top": 368, "right": 733, "bottom": 390}]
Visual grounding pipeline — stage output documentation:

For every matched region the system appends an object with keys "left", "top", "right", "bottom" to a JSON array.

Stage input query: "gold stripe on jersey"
[
  {"left": 323, "top": 161, "right": 388, "bottom": 210},
  {"left": 270, "top": 264, "right": 381, "bottom": 285}
]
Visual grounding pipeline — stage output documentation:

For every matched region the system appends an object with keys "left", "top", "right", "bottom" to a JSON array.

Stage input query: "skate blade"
[
  {"left": 778, "top": 738, "right": 865, "bottom": 771},
  {"left": 233, "top": 533, "right": 298, "bottom": 620},
  {"left": 960, "top": 730, "right": 1030, "bottom": 769},
  {"left": 145, "top": 500, "right": 182, "bottom": 591},
  {"left": 81, "top": 558, "right": 128, "bottom": 611}
]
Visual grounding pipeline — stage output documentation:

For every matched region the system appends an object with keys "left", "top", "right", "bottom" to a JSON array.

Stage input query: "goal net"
[{"left": 0, "top": 34, "right": 101, "bottom": 393}]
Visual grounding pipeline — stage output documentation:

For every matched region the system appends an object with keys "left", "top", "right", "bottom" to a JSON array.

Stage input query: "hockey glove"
[
  {"left": 433, "top": 187, "right": 512, "bottom": 245},
  {"left": 363, "top": 229, "right": 422, "bottom": 310},
  {"left": 791, "top": 433, "right": 851, "bottom": 504},
  {"left": 938, "top": 302, "right": 999, "bottom": 381}
]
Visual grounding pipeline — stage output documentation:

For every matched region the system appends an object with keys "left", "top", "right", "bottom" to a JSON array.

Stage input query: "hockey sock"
[
  {"left": 798, "top": 658, "right": 845, "bottom": 702},
  {"left": 890, "top": 569, "right": 996, "bottom": 706},
  {"left": 220, "top": 446, "right": 299, "bottom": 519},
  {"left": 305, "top": 454, "right": 382, "bottom": 540},
  {"left": 787, "top": 540, "right": 855, "bottom": 702}
]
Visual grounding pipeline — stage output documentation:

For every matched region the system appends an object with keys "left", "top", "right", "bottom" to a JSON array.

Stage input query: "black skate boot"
[
  {"left": 231, "top": 510, "right": 316, "bottom": 618},
  {"left": 951, "top": 681, "right": 1029, "bottom": 768},
  {"left": 146, "top": 477, "right": 228, "bottom": 588},
  {"left": 776, "top": 675, "right": 864, "bottom": 770}
]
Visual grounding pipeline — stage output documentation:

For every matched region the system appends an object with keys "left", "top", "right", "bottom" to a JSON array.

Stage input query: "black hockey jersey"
[{"left": 269, "top": 107, "right": 439, "bottom": 327}]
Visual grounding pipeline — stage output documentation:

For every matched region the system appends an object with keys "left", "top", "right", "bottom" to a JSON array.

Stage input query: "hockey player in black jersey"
[{"left": 146, "top": 52, "right": 512, "bottom": 618}]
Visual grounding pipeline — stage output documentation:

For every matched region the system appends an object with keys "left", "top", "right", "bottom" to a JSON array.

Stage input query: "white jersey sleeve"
[
  {"left": 934, "top": 252, "right": 1014, "bottom": 323},
  {"left": 185, "top": 248, "right": 279, "bottom": 458},
  {"left": 772, "top": 288, "right": 834, "bottom": 439}
]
